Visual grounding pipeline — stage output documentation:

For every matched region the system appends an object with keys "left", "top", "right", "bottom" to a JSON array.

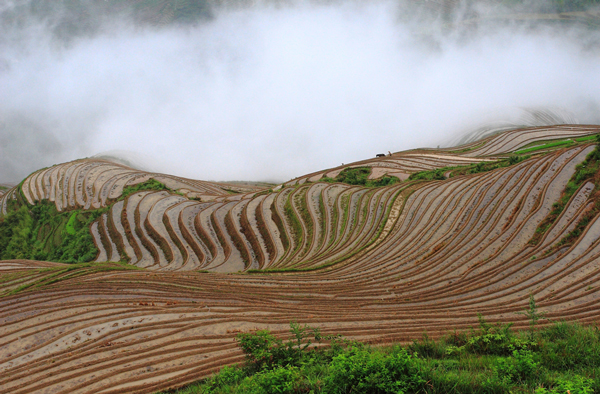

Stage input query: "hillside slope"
[{"left": 1, "top": 124, "right": 600, "bottom": 393}]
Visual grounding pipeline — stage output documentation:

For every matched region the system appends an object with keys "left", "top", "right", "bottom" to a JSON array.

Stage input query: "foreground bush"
[
  {"left": 162, "top": 300, "right": 600, "bottom": 394},
  {"left": 324, "top": 346, "right": 423, "bottom": 394}
]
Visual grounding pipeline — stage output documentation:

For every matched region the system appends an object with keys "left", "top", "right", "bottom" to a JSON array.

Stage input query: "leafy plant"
[
  {"left": 163, "top": 319, "right": 600, "bottom": 394},
  {"left": 518, "top": 295, "right": 547, "bottom": 341},
  {"left": 239, "top": 365, "right": 301, "bottom": 394},
  {"left": 324, "top": 346, "right": 423, "bottom": 394},
  {"left": 236, "top": 329, "right": 283, "bottom": 372},
  {"left": 235, "top": 322, "right": 322, "bottom": 372},
  {"left": 201, "top": 365, "right": 247, "bottom": 393},
  {"left": 494, "top": 348, "right": 540, "bottom": 383},
  {"left": 457, "top": 314, "right": 533, "bottom": 356}
]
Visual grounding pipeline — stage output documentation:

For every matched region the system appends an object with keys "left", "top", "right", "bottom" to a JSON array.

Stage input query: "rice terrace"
[
  {"left": 1, "top": 123, "right": 600, "bottom": 393},
  {"left": 4, "top": 0, "right": 600, "bottom": 393}
]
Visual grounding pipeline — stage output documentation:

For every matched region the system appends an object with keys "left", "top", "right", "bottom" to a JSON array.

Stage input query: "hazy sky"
[{"left": 1, "top": 1, "right": 600, "bottom": 183}]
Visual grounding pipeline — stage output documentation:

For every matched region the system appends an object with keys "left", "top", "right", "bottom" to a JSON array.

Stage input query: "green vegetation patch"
[
  {"left": 0, "top": 177, "right": 180, "bottom": 264},
  {"left": 160, "top": 300, "right": 600, "bottom": 394},
  {"left": 65, "top": 212, "right": 78, "bottom": 235},
  {"left": 575, "top": 135, "right": 600, "bottom": 143},
  {"left": 120, "top": 179, "right": 171, "bottom": 200},
  {"left": 321, "top": 167, "right": 399, "bottom": 187},
  {"left": 0, "top": 199, "right": 108, "bottom": 263}
]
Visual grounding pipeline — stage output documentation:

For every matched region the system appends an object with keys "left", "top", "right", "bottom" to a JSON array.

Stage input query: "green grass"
[
  {"left": 158, "top": 314, "right": 600, "bottom": 394},
  {"left": 515, "top": 140, "right": 574, "bottom": 155},
  {"left": 575, "top": 135, "right": 600, "bottom": 143},
  {"left": 65, "top": 212, "right": 78, "bottom": 235}
]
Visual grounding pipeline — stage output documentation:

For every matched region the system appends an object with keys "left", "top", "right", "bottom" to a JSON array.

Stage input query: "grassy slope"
[
  {"left": 0, "top": 179, "right": 173, "bottom": 263},
  {"left": 160, "top": 309, "right": 600, "bottom": 394}
]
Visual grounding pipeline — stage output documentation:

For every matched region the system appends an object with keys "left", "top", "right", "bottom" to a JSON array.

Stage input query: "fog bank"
[{"left": 1, "top": 1, "right": 600, "bottom": 183}]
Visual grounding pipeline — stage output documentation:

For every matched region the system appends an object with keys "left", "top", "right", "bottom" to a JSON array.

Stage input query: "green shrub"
[
  {"left": 324, "top": 346, "right": 423, "bottom": 394},
  {"left": 409, "top": 168, "right": 446, "bottom": 181},
  {"left": 120, "top": 179, "right": 169, "bottom": 200},
  {"left": 335, "top": 167, "right": 371, "bottom": 185},
  {"left": 368, "top": 175, "right": 399, "bottom": 187},
  {"left": 236, "top": 330, "right": 283, "bottom": 372},
  {"left": 508, "top": 155, "right": 523, "bottom": 165},
  {"left": 494, "top": 349, "right": 540, "bottom": 383},
  {"left": 459, "top": 315, "right": 533, "bottom": 356},
  {"left": 235, "top": 322, "right": 321, "bottom": 372},
  {"left": 470, "top": 162, "right": 487, "bottom": 173},
  {"left": 163, "top": 319, "right": 600, "bottom": 394},
  {"left": 201, "top": 365, "right": 247, "bottom": 393},
  {"left": 323, "top": 167, "right": 399, "bottom": 187},
  {"left": 443, "top": 329, "right": 470, "bottom": 348},
  {"left": 239, "top": 365, "right": 301, "bottom": 394}
]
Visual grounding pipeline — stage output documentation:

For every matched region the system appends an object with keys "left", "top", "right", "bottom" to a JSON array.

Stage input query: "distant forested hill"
[
  {"left": 0, "top": 0, "right": 213, "bottom": 42},
  {"left": 1, "top": 0, "right": 599, "bottom": 43}
]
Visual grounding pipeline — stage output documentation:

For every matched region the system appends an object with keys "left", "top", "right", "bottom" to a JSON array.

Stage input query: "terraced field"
[{"left": 2, "top": 124, "right": 600, "bottom": 393}]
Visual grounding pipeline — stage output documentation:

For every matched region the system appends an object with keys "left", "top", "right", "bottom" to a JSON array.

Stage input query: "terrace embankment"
[{"left": 1, "top": 126, "right": 600, "bottom": 392}]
